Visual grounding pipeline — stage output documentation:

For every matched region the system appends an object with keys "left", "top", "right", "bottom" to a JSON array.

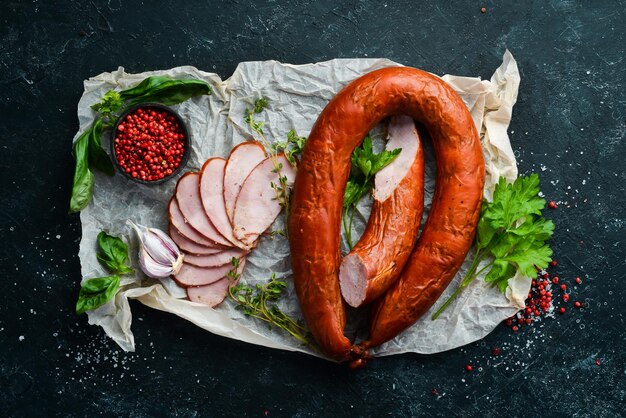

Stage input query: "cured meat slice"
[
  {"left": 339, "top": 115, "right": 424, "bottom": 307},
  {"left": 184, "top": 247, "right": 247, "bottom": 268},
  {"left": 173, "top": 258, "right": 242, "bottom": 287},
  {"left": 186, "top": 259, "right": 245, "bottom": 307},
  {"left": 233, "top": 154, "right": 296, "bottom": 246},
  {"left": 175, "top": 173, "right": 231, "bottom": 247},
  {"left": 168, "top": 225, "right": 223, "bottom": 255},
  {"left": 168, "top": 198, "right": 216, "bottom": 247},
  {"left": 223, "top": 141, "right": 267, "bottom": 225},
  {"left": 200, "top": 158, "right": 247, "bottom": 250}
]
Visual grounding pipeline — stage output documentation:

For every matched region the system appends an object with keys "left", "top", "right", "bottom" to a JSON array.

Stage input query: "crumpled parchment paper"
[{"left": 77, "top": 51, "right": 523, "bottom": 358}]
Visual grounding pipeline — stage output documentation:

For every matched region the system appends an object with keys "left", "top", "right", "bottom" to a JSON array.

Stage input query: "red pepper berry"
[
  {"left": 465, "top": 364, "right": 473, "bottom": 372},
  {"left": 552, "top": 277, "right": 559, "bottom": 284},
  {"left": 491, "top": 347, "right": 500, "bottom": 356},
  {"left": 512, "top": 325, "right": 519, "bottom": 332},
  {"left": 550, "top": 260, "right": 558, "bottom": 267},
  {"left": 559, "top": 307, "right": 566, "bottom": 314},
  {"left": 596, "top": 359, "right": 601, "bottom": 366},
  {"left": 549, "top": 201, "right": 557, "bottom": 209},
  {"left": 114, "top": 107, "right": 185, "bottom": 182},
  {"left": 575, "top": 277, "right": 582, "bottom": 284},
  {"left": 431, "top": 388, "right": 439, "bottom": 396},
  {"left": 505, "top": 318, "right": 513, "bottom": 327},
  {"left": 574, "top": 301, "right": 582, "bottom": 308},
  {"left": 560, "top": 284, "right": 567, "bottom": 291},
  {"left": 563, "top": 294, "right": 570, "bottom": 302}
]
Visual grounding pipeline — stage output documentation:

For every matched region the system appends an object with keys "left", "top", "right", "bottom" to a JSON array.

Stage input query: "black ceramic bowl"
[{"left": 111, "top": 103, "right": 191, "bottom": 185}]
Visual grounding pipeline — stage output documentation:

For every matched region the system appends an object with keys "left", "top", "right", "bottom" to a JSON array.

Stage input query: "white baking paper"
[{"left": 77, "top": 51, "right": 524, "bottom": 358}]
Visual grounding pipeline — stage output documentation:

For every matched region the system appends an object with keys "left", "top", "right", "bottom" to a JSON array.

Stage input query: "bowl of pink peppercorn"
[{"left": 111, "top": 103, "right": 190, "bottom": 184}]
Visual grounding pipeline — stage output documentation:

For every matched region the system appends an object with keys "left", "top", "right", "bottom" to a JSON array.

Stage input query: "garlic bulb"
[{"left": 127, "top": 220, "right": 184, "bottom": 279}]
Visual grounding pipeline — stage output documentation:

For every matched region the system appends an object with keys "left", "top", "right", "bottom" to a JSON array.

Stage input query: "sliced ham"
[
  {"left": 173, "top": 257, "right": 243, "bottom": 287},
  {"left": 168, "top": 198, "right": 216, "bottom": 247},
  {"left": 175, "top": 173, "right": 232, "bottom": 247},
  {"left": 186, "top": 259, "right": 245, "bottom": 307},
  {"left": 199, "top": 158, "right": 247, "bottom": 250},
  {"left": 233, "top": 154, "right": 296, "bottom": 247},
  {"left": 223, "top": 141, "right": 267, "bottom": 225},
  {"left": 184, "top": 247, "right": 247, "bottom": 268},
  {"left": 168, "top": 225, "right": 223, "bottom": 255}
]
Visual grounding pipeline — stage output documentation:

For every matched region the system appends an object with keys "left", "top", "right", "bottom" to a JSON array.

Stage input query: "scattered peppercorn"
[
  {"left": 480, "top": 7, "right": 487, "bottom": 13},
  {"left": 465, "top": 364, "right": 473, "bottom": 372},
  {"left": 113, "top": 107, "right": 186, "bottom": 182},
  {"left": 549, "top": 201, "right": 557, "bottom": 209},
  {"left": 550, "top": 260, "right": 558, "bottom": 267},
  {"left": 512, "top": 325, "right": 519, "bottom": 332},
  {"left": 491, "top": 347, "right": 501, "bottom": 356},
  {"left": 559, "top": 307, "right": 566, "bottom": 314},
  {"left": 560, "top": 284, "right": 567, "bottom": 291},
  {"left": 431, "top": 388, "right": 439, "bottom": 396},
  {"left": 574, "top": 301, "right": 582, "bottom": 308},
  {"left": 596, "top": 358, "right": 601, "bottom": 366},
  {"left": 575, "top": 277, "right": 582, "bottom": 284}
]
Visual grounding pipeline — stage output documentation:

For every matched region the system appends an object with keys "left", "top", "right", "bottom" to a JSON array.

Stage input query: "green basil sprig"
[
  {"left": 76, "top": 231, "right": 134, "bottom": 315},
  {"left": 69, "top": 76, "right": 213, "bottom": 213}
]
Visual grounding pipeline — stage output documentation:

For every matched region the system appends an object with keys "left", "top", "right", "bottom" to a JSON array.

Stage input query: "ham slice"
[
  {"left": 223, "top": 141, "right": 267, "bottom": 225},
  {"left": 184, "top": 247, "right": 247, "bottom": 268},
  {"left": 168, "top": 225, "right": 223, "bottom": 255},
  {"left": 199, "top": 158, "right": 247, "bottom": 250},
  {"left": 175, "top": 173, "right": 231, "bottom": 247},
  {"left": 168, "top": 198, "right": 216, "bottom": 247},
  {"left": 186, "top": 259, "right": 245, "bottom": 307},
  {"left": 233, "top": 154, "right": 296, "bottom": 246},
  {"left": 173, "top": 258, "right": 242, "bottom": 287}
]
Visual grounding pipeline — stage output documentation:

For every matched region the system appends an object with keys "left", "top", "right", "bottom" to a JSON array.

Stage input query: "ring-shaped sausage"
[{"left": 289, "top": 67, "right": 484, "bottom": 361}]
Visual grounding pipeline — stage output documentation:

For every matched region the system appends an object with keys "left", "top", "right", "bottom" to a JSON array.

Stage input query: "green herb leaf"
[
  {"left": 91, "top": 91, "right": 124, "bottom": 116},
  {"left": 76, "top": 275, "right": 120, "bottom": 314},
  {"left": 125, "top": 79, "right": 212, "bottom": 107},
  {"left": 87, "top": 118, "right": 115, "bottom": 176},
  {"left": 118, "top": 76, "right": 172, "bottom": 99},
  {"left": 96, "top": 231, "right": 134, "bottom": 275},
  {"left": 69, "top": 131, "right": 95, "bottom": 213},
  {"left": 253, "top": 97, "right": 268, "bottom": 114},
  {"left": 432, "top": 174, "right": 554, "bottom": 320},
  {"left": 341, "top": 136, "right": 401, "bottom": 248}
]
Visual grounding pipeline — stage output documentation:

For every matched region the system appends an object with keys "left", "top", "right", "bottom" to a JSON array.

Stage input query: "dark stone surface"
[{"left": 1, "top": 1, "right": 624, "bottom": 416}]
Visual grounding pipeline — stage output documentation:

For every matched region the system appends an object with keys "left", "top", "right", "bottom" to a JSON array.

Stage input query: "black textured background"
[{"left": 1, "top": 1, "right": 625, "bottom": 416}]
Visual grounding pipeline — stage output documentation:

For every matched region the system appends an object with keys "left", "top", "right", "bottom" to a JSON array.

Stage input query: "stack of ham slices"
[{"left": 167, "top": 141, "right": 296, "bottom": 307}]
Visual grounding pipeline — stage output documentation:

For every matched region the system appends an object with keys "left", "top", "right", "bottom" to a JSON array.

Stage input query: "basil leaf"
[
  {"left": 118, "top": 75, "right": 172, "bottom": 100},
  {"left": 96, "top": 231, "right": 134, "bottom": 275},
  {"left": 126, "top": 79, "right": 212, "bottom": 107},
  {"left": 87, "top": 118, "right": 115, "bottom": 176},
  {"left": 69, "top": 131, "right": 95, "bottom": 213},
  {"left": 76, "top": 275, "right": 120, "bottom": 315}
]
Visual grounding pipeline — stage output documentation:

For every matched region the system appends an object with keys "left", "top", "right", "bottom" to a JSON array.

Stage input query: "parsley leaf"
[
  {"left": 342, "top": 136, "right": 401, "bottom": 248},
  {"left": 432, "top": 174, "right": 554, "bottom": 320}
]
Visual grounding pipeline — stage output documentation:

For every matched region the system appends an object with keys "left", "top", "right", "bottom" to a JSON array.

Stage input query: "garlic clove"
[
  {"left": 128, "top": 220, "right": 184, "bottom": 279},
  {"left": 139, "top": 248, "right": 176, "bottom": 279}
]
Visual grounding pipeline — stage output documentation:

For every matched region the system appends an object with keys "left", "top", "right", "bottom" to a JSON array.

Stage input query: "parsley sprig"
[
  {"left": 226, "top": 258, "right": 312, "bottom": 345},
  {"left": 432, "top": 174, "right": 554, "bottom": 319},
  {"left": 342, "top": 136, "right": 401, "bottom": 249}
]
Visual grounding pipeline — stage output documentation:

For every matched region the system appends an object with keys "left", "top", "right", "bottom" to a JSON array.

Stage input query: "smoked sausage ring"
[{"left": 289, "top": 67, "right": 484, "bottom": 361}]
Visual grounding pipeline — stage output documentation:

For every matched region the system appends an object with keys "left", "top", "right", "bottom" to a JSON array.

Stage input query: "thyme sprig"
[{"left": 226, "top": 258, "right": 311, "bottom": 345}]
